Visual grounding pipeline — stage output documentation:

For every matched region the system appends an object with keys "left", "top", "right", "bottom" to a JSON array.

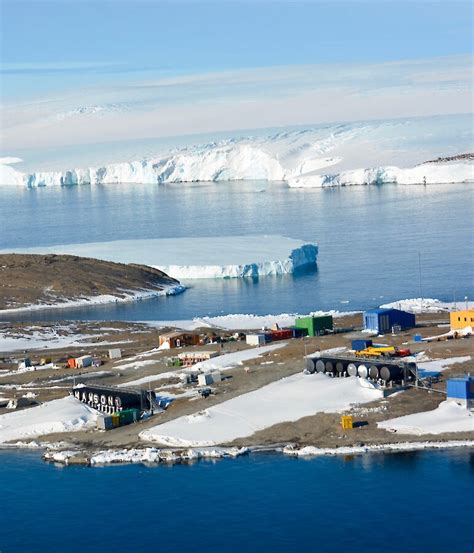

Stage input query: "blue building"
[
  {"left": 447, "top": 376, "right": 474, "bottom": 409},
  {"left": 363, "top": 308, "right": 416, "bottom": 334}
]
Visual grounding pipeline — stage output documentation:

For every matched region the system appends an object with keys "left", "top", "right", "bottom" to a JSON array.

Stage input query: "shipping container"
[
  {"left": 96, "top": 415, "right": 114, "bottom": 430},
  {"left": 198, "top": 373, "right": 214, "bottom": 386},
  {"left": 447, "top": 377, "right": 474, "bottom": 409},
  {"left": 210, "top": 371, "right": 222, "bottom": 382},
  {"left": 351, "top": 339, "right": 373, "bottom": 351},
  {"left": 118, "top": 408, "right": 140, "bottom": 425},
  {"left": 290, "top": 326, "right": 308, "bottom": 338},
  {"left": 270, "top": 329, "right": 293, "bottom": 341},
  {"left": 75, "top": 355, "right": 93, "bottom": 369},
  {"left": 108, "top": 348, "right": 122, "bottom": 360},
  {"left": 67, "top": 358, "right": 76, "bottom": 369},
  {"left": 246, "top": 334, "right": 267, "bottom": 346},
  {"left": 341, "top": 415, "right": 353, "bottom": 429},
  {"left": 295, "top": 315, "right": 333, "bottom": 336}
]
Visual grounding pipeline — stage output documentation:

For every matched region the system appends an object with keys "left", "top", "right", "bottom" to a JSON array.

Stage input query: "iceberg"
[
  {"left": 1, "top": 115, "right": 472, "bottom": 187},
  {"left": 2, "top": 235, "right": 318, "bottom": 279}
]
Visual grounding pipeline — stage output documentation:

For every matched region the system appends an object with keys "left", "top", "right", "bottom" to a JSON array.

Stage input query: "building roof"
[
  {"left": 364, "top": 307, "right": 411, "bottom": 315},
  {"left": 160, "top": 330, "right": 195, "bottom": 339},
  {"left": 447, "top": 376, "right": 474, "bottom": 383}
]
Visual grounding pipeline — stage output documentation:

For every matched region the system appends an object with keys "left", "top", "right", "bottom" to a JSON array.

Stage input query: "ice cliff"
[{"left": 1, "top": 115, "right": 472, "bottom": 187}]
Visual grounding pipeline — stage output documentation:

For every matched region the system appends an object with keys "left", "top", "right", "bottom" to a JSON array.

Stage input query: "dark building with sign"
[{"left": 72, "top": 384, "right": 155, "bottom": 414}]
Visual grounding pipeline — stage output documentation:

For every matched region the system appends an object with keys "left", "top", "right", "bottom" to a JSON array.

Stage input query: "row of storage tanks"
[{"left": 305, "top": 356, "right": 415, "bottom": 383}]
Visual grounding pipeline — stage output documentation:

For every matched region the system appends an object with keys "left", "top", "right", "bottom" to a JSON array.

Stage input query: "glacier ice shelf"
[{"left": 1, "top": 114, "right": 472, "bottom": 187}]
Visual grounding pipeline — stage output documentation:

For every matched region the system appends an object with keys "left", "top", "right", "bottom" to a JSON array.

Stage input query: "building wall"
[{"left": 450, "top": 309, "right": 474, "bottom": 330}]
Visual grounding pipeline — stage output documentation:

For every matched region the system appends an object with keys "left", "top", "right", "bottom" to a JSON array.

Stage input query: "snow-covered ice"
[
  {"left": 283, "top": 440, "right": 474, "bottom": 457},
  {"left": 140, "top": 373, "right": 383, "bottom": 447},
  {"left": 1, "top": 115, "right": 472, "bottom": 188},
  {"left": 0, "top": 396, "right": 98, "bottom": 444},
  {"left": 380, "top": 298, "right": 474, "bottom": 313},
  {"left": 377, "top": 401, "right": 474, "bottom": 435},
  {"left": 2, "top": 236, "right": 318, "bottom": 279},
  {"left": 145, "top": 309, "right": 355, "bottom": 332}
]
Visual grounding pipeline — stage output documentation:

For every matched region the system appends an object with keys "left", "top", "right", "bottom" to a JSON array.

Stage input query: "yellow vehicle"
[{"left": 355, "top": 346, "right": 396, "bottom": 358}]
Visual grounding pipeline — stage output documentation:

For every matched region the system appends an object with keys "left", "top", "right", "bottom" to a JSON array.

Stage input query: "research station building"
[
  {"left": 450, "top": 309, "right": 474, "bottom": 331},
  {"left": 363, "top": 308, "right": 415, "bottom": 334}
]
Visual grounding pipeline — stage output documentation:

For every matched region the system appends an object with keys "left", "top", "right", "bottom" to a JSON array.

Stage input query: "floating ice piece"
[
  {"left": 283, "top": 439, "right": 474, "bottom": 456},
  {"left": 2, "top": 236, "right": 318, "bottom": 279}
]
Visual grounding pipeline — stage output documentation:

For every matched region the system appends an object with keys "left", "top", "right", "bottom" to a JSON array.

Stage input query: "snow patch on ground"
[
  {"left": 377, "top": 401, "right": 474, "bottom": 435},
  {"left": 1, "top": 236, "right": 318, "bottom": 279},
  {"left": 0, "top": 396, "right": 97, "bottom": 444},
  {"left": 140, "top": 374, "right": 383, "bottom": 447},
  {"left": 416, "top": 356, "right": 471, "bottom": 373},
  {"left": 117, "top": 343, "right": 286, "bottom": 388},
  {"left": 0, "top": 325, "right": 132, "bottom": 353},
  {"left": 0, "top": 284, "right": 185, "bottom": 314}
]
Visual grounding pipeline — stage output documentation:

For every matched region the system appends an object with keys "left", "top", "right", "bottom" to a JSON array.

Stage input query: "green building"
[{"left": 295, "top": 315, "right": 333, "bottom": 336}]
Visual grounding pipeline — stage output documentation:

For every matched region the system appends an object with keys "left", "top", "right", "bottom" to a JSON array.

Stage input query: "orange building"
[{"left": 450, "top": 309, "right": 474, "bottom": 330}]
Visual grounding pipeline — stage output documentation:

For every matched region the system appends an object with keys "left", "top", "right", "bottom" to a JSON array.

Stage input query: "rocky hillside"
[{"left": 0, "top": 254, "right": 181, "bottom": 311}]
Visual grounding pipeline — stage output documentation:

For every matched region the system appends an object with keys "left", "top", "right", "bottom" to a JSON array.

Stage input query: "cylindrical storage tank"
[
  {"left": 315, "top": 360, "right": 326, "bottom": 373},
  {"left": 325, "top": 361, "right": 334, "bottom": 373},
  {"left": 380, "top": 365, "right": 403, "bottom": 382},
  {"left": 357, "top": 364, "right": 368, "bottom": 378},
  {"left": 335, "top": 361, "right": 345, "bottom": 374},
  {"left": 304, "top": 358, "right": 316, "bottom": 373},
  {"left": 347, "top": 363, "right": 358, "bottom": 377},
  {"left": 369, "top": 365, "right": 379, "bottom": 379}
]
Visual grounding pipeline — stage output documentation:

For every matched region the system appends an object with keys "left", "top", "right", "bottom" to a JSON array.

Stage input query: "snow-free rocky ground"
[{"left": 0, "top": 253, "right": 183, "bottom": 312}]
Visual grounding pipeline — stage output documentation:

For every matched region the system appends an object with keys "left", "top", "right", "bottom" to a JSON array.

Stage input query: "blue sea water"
[
  {"left": 1, "top": 182, "right": 473, "bottom": 552},
  {"left": 0, "top": 449, "right": 473, "bottom": 553},
  {"left": 0, "top": 181, "right": 473, "bottom": 321}
]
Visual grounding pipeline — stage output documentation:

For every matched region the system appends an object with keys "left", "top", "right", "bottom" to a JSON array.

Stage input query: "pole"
[{"left": 418, "top": 253, "right": 423, "bottom": 311}]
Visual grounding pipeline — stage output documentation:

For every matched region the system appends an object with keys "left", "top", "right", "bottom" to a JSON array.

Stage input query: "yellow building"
[{"left": 450, "top": 309, "right": 474, "bottom": 330}]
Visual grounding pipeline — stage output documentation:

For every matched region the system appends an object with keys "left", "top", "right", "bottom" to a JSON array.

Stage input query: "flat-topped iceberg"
[{"left": 2, "top": 235, "right": 318, "bottom": 279}]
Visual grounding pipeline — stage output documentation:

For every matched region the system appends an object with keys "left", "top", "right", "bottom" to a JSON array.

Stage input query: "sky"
[{"left": 0, "top": 0, "right": 473, "bottom": 153}]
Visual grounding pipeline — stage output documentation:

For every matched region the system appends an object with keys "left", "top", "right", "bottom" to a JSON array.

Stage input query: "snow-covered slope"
[
  {"left": 1, "top": 115, "right": 472, "bottom": 187},
  {"left": 140, "top": 373, "right": 383, "bottom": 447},
  {"left": 0, "top": 396, "right": 98, "bottom": 444},
  {"left": 2, "top": 236, "right": 318, "bottom": 279},
  {"left": 378, "top": 401, "right": 474, "bottom": 435}
]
